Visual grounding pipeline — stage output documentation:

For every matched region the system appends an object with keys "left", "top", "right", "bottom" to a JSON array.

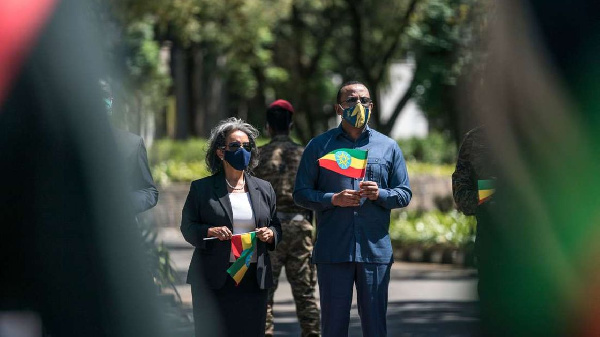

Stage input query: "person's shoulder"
[
  {"left": 258, "top": 141, "right": 273, "bottom": 151},
  {"left": 190, "top": 174, "right": 217, "bottom": 188},
  {"left": 248, "top": 174, "right": 274, "bottom": 190},
  {"left": 369, "top": 129, "right": 398, "bottom": 146},
  {"left": 465, "top": 125, "right": 484, "bottom": 139},
  {"left": 114, "top": 129, "right": 143, "bottom": 147},
  {"left": 459, "top": 125, "right": 485, "bottom": 147},
  {"left": 317, "top": 127, "right": 340, "bottom": 139},
  {"left": 259, "top": 140, "right": 299, "bottom": 151},
  {"left": 306, "top": 128, "right": 339, "bottom": 147},
  {"left": 283, "top": 139, "right": 304, "bottom": 151},
  {"left": 258, "top": 141, "right": 286, "bottom": 161},
  {"left": 116, "top": 128, "right": 140, "bottom": 140}
]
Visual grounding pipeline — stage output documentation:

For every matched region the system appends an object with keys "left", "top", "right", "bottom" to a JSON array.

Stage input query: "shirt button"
[{"left": 354, "top": 211, "right": 358, "bottom": 216}]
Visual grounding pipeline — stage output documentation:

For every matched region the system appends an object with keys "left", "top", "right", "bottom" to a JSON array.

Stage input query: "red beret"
[{"left": 269, "top": 99, "right": 294, "bottom": 114}]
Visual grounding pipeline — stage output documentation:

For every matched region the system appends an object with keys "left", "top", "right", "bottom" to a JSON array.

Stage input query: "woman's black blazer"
[{"left": 181, "top": 171, "right": 282, "bottom": 289}]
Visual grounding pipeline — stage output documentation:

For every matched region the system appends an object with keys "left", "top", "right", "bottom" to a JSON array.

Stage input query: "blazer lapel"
[
  {"left": 214, "top": 172, "right": 233, "bottom": 227},
  {"left": 245, "top": 173, "right": 261, "bottom": 228}
]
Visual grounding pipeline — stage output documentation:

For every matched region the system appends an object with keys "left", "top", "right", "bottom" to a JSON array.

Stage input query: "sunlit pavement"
[{"left": 160, "top": 228, "right": 480, "bottom": 336}]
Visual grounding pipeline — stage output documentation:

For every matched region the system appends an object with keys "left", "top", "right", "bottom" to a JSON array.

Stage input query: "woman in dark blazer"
[{"left": 181, "top": 117, "right": 282, "bottom": 337}]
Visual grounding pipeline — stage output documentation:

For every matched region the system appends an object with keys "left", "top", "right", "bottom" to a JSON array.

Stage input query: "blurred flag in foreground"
[{"left": 477, "top": 179, "right": 495, "bottom": 205}]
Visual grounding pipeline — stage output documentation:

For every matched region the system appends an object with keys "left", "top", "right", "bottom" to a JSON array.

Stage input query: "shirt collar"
[
  {"left": 271, "top": 135, "right": 290, "bottom": 142},
  {"left": 270, "top": 134, "right": 292, "bottom": 143},
  {"left": 335, "top": 123, "right": 372, "bottom": 141}
]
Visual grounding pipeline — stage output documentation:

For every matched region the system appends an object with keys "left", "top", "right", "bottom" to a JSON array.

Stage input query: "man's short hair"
[
  {"left": 336, "top": 80, "right": 367, "bottom": 103},
  {"left": 266, "top": 99, "right": 294, "bottom": 133}
]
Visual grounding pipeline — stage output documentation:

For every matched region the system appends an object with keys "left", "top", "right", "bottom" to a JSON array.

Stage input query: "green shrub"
[
  {"left": 397, "top": 131, "right": 457, "bottom": 164},
  {"left": 149, "top": 137, "right": 272, "bottom": 184},
  {"left": 149, "top": 137, "right": 271, "bottom": 164},
  {"left": 149, "top": 138, "right": 209, "bottom": 165},
  {"left": 405, "top": 160, "right": 455, "bottom": 176},
  {"left": 389, "top": 210, "right": 476, "bottom": 248},
  {"left": 151, "top": 160, "right": 210, "bottom": 185},
  {"left": 148, "top": 136, "right": 457, "bottom": 183}
]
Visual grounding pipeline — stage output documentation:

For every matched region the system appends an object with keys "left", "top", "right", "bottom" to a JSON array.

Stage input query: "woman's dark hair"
[{"left": 205, "top": 117, "right": 260, "bottom": 174}]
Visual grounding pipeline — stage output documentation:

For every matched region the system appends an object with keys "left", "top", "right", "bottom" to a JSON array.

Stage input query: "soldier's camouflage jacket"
[
  {"left": 254, "top": 135, "right": 306, "bottom": 214},
  {"left": 452, "top": 126, "right": 496, "bottom": 215}
]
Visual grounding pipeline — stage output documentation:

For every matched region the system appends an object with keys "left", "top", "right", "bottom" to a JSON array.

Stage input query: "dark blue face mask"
[{"left": 224, "top": 147, "right": 251, "bottom": 171}]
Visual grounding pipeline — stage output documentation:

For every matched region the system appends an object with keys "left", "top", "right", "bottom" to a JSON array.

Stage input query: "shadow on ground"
[{"left": 273, "top": 300, "right": 480, "bottom": 337}]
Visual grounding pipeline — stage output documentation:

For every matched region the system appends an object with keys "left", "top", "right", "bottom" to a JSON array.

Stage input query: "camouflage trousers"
[{"left": 265, "top": 218, "right": 320, "bottom": 337}]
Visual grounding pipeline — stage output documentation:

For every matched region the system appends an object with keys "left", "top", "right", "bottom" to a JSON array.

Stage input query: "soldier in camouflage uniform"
[
  {"left": 452, "top": 126, "right": 495, "bottom": 216},
  {"left": 452, "top": 125, "right": 499, "bottom": 334},
  {"left": 254, "top": 99, "right": 320, "bottom": 337},
  {"left": 452, "top": 125, "right": 496, "bottom": 265}
]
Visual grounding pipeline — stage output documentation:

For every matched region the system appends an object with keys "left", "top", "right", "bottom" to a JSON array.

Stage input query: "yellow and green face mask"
[{"left": 341, "top": 102, "right": 371, "bottom": 128}]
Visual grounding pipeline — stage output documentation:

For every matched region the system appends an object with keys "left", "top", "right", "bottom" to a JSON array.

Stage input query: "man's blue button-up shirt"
[{"left": 293, "top": 125, "right": 412, "bottom": 264}]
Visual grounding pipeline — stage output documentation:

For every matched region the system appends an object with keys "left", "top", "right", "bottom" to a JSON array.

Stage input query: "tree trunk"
[
  {"left": 172, "top": 44, "right": 190, "bottom": 140},
  {"left": 379, "top": 76, "right": 417, "bottom": 136},
  {"left": 190, "top": 46, "right": 206, "bottom": 137},
  {"left": 367, "top": 80, "right": 380, "bottom": 130},
  {"left": 249, "top": 66, "right": 267, "bottom": 128}
]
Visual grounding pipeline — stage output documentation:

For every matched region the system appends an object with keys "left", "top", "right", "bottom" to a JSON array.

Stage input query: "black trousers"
[{"left": 192, "top": 263, "right": 268, "bottom": 337}]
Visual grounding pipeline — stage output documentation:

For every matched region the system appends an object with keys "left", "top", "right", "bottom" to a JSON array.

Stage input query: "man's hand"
[
  {"left": 332, "top": 189, "right": 361, "bottom": 207},
  {"left": 208, "top": 226, "right": 232, "bottom": 241},
  {"left": 359, "top": 181, "right": 380, "bottom": 201},
  {"left": 256, "top": 227, "right": 274, "bottom": 243}
]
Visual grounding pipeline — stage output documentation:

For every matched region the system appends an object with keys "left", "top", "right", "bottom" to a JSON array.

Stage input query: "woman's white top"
[{"left": 228, "top": 192, "right": 257, "bottom": 263}]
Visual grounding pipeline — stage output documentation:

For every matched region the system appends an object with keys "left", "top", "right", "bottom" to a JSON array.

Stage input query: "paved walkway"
[{"left": 158, "top": 228, "right": 480, "bottom": 336}]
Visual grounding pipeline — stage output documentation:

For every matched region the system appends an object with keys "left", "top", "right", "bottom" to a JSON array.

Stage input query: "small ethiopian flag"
[
  {"left": 318, "top": 148, "right": 368, "bottom": 179},
  {"left": 478, "top": 179, "right": 495, "bottom": 205},
  {"left": 227, "top": 232, "right": 256, "bottom": 285}
]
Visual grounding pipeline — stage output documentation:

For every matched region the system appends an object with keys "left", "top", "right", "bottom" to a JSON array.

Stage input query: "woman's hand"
[
  {"left": 208, "top": 226, "right": 232, "bottom": 241},
  {"left": 256, "top": 227, "right": 274, "bottom": 244}
]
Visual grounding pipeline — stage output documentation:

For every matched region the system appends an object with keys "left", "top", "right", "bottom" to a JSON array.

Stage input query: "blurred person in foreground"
[
  {"left": 253, "top": 99, "right": 320, "bottom": 337},
  {"left": 451, "top": 125, "right": 497, "bottom": 332},
  {"left": 293, "top": 81, "right": 412, "bottom": 336},
  {"left": 101, "top": 79, "right": 158, "bottom": 215},
  {"left": 461, "top": 0, "right": 600, "bottom": 336},
  {"left": 0, "top": 0, "right": 170, "bottom": 336},
  {"left": 181, "top": 117, "right": 282, "bottom": 337}
]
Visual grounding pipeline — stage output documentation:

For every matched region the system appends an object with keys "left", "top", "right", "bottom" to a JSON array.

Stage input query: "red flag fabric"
[{"left": 0, "top": 0, "right": 57, "bottom": 107}]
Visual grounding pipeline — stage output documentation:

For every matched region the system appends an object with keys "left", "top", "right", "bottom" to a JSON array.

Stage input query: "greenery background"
[
  {"left": 93, "top": 0, "right": 486, "bottom": 266},
  {"left": 94, "top": 0, "right": 489, "bottom": 146},
  {"left": 148, "top": 133, "right": 475, "bottom": 264}
]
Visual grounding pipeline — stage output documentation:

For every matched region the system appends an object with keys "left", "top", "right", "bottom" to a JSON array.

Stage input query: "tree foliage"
[{"left": 99, "top": 0, "right": 488, "bottom": 143}]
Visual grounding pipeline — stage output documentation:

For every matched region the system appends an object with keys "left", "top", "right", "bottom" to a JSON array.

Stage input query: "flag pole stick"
[
  {"left": 203, "top": 230, "right": 257, "bottom": 241},
  {"left": 357, "top": 150, "right": 368, "bottom": 196},
  {"left": 361, "top": 149, "right": 369, "bottom": 183}
]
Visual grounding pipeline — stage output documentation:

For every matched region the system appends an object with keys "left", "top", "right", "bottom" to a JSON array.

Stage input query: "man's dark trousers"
[{"left": 317, "top": 262, "right": 391, "bottom": 337}]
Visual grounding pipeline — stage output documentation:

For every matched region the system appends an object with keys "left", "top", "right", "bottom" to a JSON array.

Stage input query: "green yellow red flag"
[
  {"left": 318, "top": 148, "right": 368, "bottom": 179},
  {"left": 226, "top": 232, "right": 256, "bottom": 285},
  {"left": 478, "top": 179, "right": 496, "bottom": 205}
]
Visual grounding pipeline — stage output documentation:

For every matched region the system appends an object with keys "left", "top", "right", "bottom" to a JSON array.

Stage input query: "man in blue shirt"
[{"left": 293, "top": 81, "right": 412, "bottom": 336}]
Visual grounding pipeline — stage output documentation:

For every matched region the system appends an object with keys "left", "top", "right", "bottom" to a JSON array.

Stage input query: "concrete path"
[{"left": 158, "top": 228, "right": 480, "bottom": 336}]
